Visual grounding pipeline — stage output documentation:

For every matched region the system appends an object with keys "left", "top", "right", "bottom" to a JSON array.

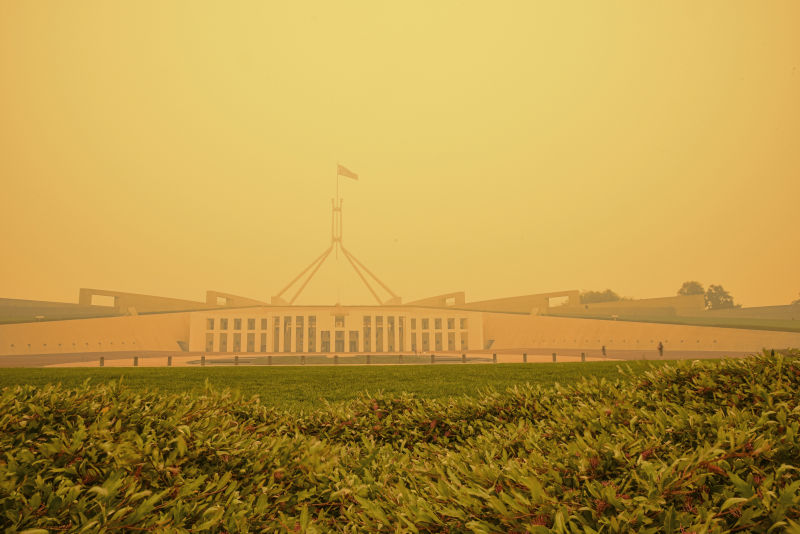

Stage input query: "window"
[
  {"left": 363, "top": 320, "right": 372, "bottom": 352},
  {"left": 460, "top": 332, "right": 468, "bottom": 351},
  {"left": 398, "top": 317, "right": 405, "bottom": 352},
  {"left": 207, "top": 318, "right": 215, "bottom": 330},
  {"left": 296, "top": 316, "right": 304, "bottom": 352},
  {"left": 283, "top": 317, "right": 292, "bottom": 352},
  {"left": 335, "top": 315, "right": 345, "bottom": 328},
  {"left": 220, "top": 318, "right": 229, "bottom": 330},
  {"left": 422, "top": 332, "right": 430, "bottom": 352},
  {"left": 411, "top": 333, "right": 417, "bottom": 353},
  {"left": 246, "top": 333, "right": 255, "bottom": 352},
  {"left": 348, "top": 331, "right": 359, "bottom": 352},
  {"left": 363, "top": 316, "right": 371, "bottom": 326},
  {"left": 233, "top": 333, "right": 242, "bottom": 352},
  {"left": 460, "top": 318, "right": 467, "bottom": 330},
  {"left": 376, "top": 316, "right": 383, "bottom": 326},
  {"left": 308, "top": 316, "right": 316, "bottom": 352},
  {"left": 435, "top": 332, "right": 443, "bottom": 351},
  {"left": 376, "top": 323, "right": 383, "bottom": 353},
  {"left": 260, "top": 333, "right": 267, "bottom": 352},
  {"left": 273, "top": 320, "right": 280, "bottom": 352},
  {"left": 321, "top": 331, "right": 331, "bottom": 353},
  {"left": 421, "top": 318, "right": 429, "bottom": 330},
  {"left": 219, "top": 333, "right": 228, "bottom": 352},
  {"left": 434, "top": 318, "right": 442, "bottom": 330},
  {"left": 205, "top": 333, "right": 214, "bottom": 352},
  {"left": 335, "top": 331, "right": 345, "bottom": 352},
  {"left": 387, "top": 316, "right": 395, "bottom": 352},
  {"left": 260, "top": 318, "right": 268, "bottom": 329},
  {"left": 447, "top": 318, "right": 455, "bottom": 330},
  {"left": 247, "top": 318, "right": 255, "bottom": 330},
  {"left": 234, "top": 318, "right": 242, "bottom": 330},
  {"left": 447, "top": 332, "right": 455, "bottom": 351}
]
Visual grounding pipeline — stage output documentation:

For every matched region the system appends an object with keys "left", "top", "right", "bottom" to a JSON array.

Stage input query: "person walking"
[{"left": 657, "top": 341, "right": 664, "bottom": 357}]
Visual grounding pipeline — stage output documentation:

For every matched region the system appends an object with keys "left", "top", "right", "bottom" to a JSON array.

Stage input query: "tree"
[
  {"left": 678, "top": 281, "right": 705, "bottom": 296},
  {"left": 792, "top": 293, "right": 800, "bottom": 305},
  {"left": 580, "top": 289, "right": 621, "bottom": 304},
  {"left": 704, "top": 284, "right": 736, "bottom": 310}
]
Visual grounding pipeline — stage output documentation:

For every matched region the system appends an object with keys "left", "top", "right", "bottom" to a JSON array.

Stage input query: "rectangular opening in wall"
[
  {"left": 247, "top": 318, "right": 255, "bottom": 330},
  {"left": 246, "top": 332, "right": 255, "bottom": 352},
  {"left": 321, "top": 330, "right": 331, "bottom": 353},
  {"left": 295, "top": 316, "right": 304, "bottom": 352},
  {"left": 283, "top": 316, "right": 292, "bottom": 352},
  {"left": 205, "top": 333, "right": 214, "bottom": 352},
  {"left": 447, "top": 332, "right": 455, "bottom": 351},
  {"left": 206, "top": 318, "right": 215, "bottom": 330},
  {"left": 335, "top": 331, "right": 345, "bottom": 352},
  {"left": 233, "top": 333, "right": 242, "bottom": 352},
  {"left": 348, "top": 330, "right": 359, "bottom": 352},
  {"left": 308, "top": 316, "right": 316, "bottom": 352},
  {"left": 548, "top": 296, "right": 569, "bottom": 308},
  {"left": 260, "top": 333, "right": 267, "bottom": 352},
  {"left": 90, "top": 295, "right": 115, "bottom": 307},
  {"left": 387, "top": 316, "right": 395, "bottom": 352},
  {"left": 219, "top": 333, "right": 228, "bottom": 352}
]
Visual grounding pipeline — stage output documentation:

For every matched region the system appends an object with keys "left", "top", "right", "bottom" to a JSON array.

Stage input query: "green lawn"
[{"left": 0, "top": 360, "right": 672, "bottom": 411}]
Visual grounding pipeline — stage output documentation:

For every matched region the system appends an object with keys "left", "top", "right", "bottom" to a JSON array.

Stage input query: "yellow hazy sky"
[{"left": 1, "top": 1, "right": 798, "bottom": 307}]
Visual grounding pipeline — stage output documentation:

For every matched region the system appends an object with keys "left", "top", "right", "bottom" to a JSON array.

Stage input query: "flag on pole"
[{"left": 337, "top": 164, "right": 358, "bottom": 180}]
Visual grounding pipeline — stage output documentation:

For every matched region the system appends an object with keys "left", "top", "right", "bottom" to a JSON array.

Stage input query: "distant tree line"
[
  {"left": 677, "top": 281, "right": 738, "bottom": 310},
  {"left": 579, "top": 289, "right": 622, "bottom": 304}
]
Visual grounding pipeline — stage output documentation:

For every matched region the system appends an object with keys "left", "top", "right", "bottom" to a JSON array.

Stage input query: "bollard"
[
  {"left": 268, "top": 355, "right": 273, "bottom": 366},
  {"left": 462, "top": 353, "right": 466, "bottom": 364},
  {"left": 492, "top": 353, "right": 497, "bottom": 364},
  {"left": 523, "top": 352, "right": 527, "bottom": 363},
  {"left": 234, "top": 354, "right": 239, "bottom": 366},
  {"left": 552, "top": 352, "right": 557, "bottom": 363},
  {"left": 167, "top": 355, "right": 172, "bottom": 367},
  {"left": 366, "top": 354, "right": 371, "bottom": 365},
  {"left": 201, "top": 355, "right": 206, "bottom": 367},
  {"left": 334, "top": 354, "right": 339, "bottom": 365},
  {"left": 301, "top": 355, "right": 306, "bottom": 366},
  {"left": 581, "top": 352, "right": 586, "bottom": 362},
  {"left": 133, "top": 356, "right": 139, "bottom": 367},
  {"left": 99, "top": 356, "right": 104, "bottom": 367},
  {"left": 430, "top": 353, "right": 435, "bottom": 364}
]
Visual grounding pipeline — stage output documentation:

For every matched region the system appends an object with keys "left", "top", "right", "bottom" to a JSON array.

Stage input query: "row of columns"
[{"left": 210, "top": 315, "right": 471, "bottom": 354}]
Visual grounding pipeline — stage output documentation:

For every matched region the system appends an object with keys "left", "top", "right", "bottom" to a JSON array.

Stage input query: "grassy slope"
[
  {"left": 547, "top": 312, "right": 800, "bottom": 332},
  {"left": 0, "top": 360, "right": 671, "bottom": 411}
]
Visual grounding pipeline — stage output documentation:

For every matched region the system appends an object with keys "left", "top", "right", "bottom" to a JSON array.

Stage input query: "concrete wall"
[
  {"left": 463, "top": 291, "right": 581, "bottom": 315},
  {"left": 0, "top": 313, "right": 191, "bottom": 356},
  {"left": 0, "top": 298, "right": 116, "bottom": 324},
  {"left": 78, "top": 288, "right": 214, "bottom": 314},
  {"left": 483, "top": 314, "right": 800, "bottom": 353},
  {"left": 553, "top": 294, "right": 705, "bottom": 318}
]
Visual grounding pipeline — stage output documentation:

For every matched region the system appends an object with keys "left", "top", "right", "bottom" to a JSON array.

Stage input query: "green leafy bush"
[{"left": 2, "top": 353, "right": 800, "bottom": 532}]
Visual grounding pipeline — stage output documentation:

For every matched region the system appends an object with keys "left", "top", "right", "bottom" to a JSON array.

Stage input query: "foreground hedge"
[{"left": 2, "top": 354, "right": 800, "bottom": 533}]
